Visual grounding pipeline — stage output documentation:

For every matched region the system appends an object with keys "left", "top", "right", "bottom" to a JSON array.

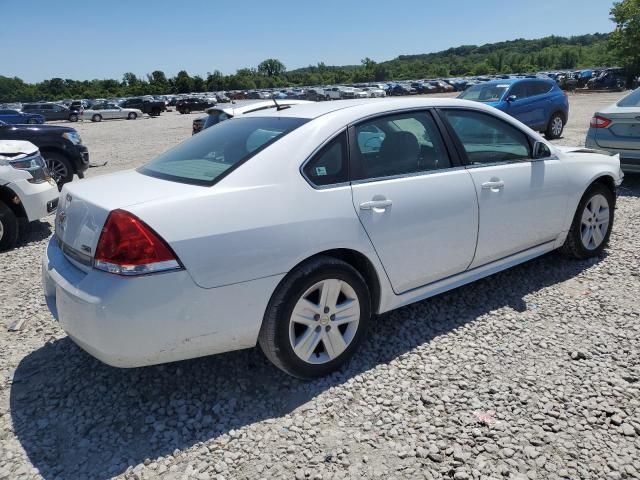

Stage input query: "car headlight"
[
  {"left": 62, "top": 131, "right": 82, "bottom": 145},
  {"left": 0, "top": 151, "right": 49, "bottom": 183}
]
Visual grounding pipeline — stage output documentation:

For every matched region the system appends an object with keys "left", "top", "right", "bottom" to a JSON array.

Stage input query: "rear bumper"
[{"left": 42, "top": 236, "right": 284, "bottom": 367}]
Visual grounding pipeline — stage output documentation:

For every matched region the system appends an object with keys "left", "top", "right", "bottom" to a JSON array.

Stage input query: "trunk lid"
[{"left": 55, "top": 169, "right": 204, "bottom": 270}]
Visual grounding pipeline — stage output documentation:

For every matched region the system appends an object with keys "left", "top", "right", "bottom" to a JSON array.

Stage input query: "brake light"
[
  {"left": 94, "top": 209, "right": 181, "bottom": 275},
  {"left": 590, "top": 115, "right": 611, "bottom": 128}
]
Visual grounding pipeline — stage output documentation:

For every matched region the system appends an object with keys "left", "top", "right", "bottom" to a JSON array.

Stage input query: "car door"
[
  {"left": 50, "top": 104, "right": 66, "bottom": 120},
  {"left": 104, "top": 104, "right": 119, "bottom": 119},
  {"left": 440, "top": 108, "right": 568, "bottom": 268},
  {"left": 349, "top": 110, "right": 479, "bottom": 294},
  {"left": 0, "top": 110, "right": 20, "bottom": 124},
  {"left": 504, "top": 82, "right": 537, "bottom": 127}
]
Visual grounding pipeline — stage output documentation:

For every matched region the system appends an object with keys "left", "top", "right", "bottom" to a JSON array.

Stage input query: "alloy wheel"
[
  {"left": 0, "top": 219, "right": 4, "bottom": 242},
  {"left": 551, "top": 116, "right": 563, "bottom": 137},
  {"left": 289, "top": 279, "right": 360, "bottom": 364},
  {"left": 46, "top": 158, "right": 68, "bottom": 184},
  {"left": 580, "top": 193, "right": 610, "bottom": 250}
]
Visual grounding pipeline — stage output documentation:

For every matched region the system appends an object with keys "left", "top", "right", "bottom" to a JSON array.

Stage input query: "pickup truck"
[
  {"left": 0, "top": 140, "right": 59, "bottom": 250},
  {"left": 0, "top": 120, "right": 89, "bottom": 187},
  {"left": 119, "top": 97, "right": 166, "bottom": 116}
]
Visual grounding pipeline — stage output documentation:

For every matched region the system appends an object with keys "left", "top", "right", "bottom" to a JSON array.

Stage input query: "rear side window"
[
  {"left": 303, "top": 133, "right": 348, "bottom": 187},
  {"left": 352, "top": 111, "right": 451, "bottom": 180},
  {"left": 442, "top": 109, "right": 530, "bottom": 164},
  {"left": 618, "top": 89, "right": 640, "bottom": 107},
  {"left": 139, "top": 116, "right": 308, "bottom": 186},
  {"left": 530, "top": 81, "right": 552, "bottom": 96}
]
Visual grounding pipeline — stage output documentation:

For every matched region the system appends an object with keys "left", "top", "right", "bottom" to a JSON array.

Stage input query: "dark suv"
[
  {"left": 119, "top": 97, "right": 166, "bottom": 116},
  {"left": 176, "top": 97, "right": 215, "bottom": 114},
  {"left": 22, "top": 103, "right": 80, "bottom": 122},
  {"left": 0, "top": 120, "right": 89, "bottom": 186}
]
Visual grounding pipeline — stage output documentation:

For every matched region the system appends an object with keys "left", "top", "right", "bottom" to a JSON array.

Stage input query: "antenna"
[{"left": 272, "top": 95, "right": 291, "bottom": 111}]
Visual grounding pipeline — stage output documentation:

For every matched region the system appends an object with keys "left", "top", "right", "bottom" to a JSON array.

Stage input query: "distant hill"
[{"left": 289, "top": 33, "right": 615, "bottom": 81}]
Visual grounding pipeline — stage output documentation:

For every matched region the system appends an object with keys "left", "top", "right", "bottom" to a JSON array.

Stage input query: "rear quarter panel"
[{"left": 127, "top": 120, "right": 386, "bottom": 291}]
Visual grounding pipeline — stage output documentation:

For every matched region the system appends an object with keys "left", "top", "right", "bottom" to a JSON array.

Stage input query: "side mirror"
[
  {"left": 506, "top": 95, "right": 517, "bottom": 102},
  {"left": 533, "top": 141, "right": 551, "bottom": 159}
]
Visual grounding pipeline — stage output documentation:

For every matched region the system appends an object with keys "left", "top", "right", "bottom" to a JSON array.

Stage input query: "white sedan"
[
  {"left": 42, "top": 98, "right": 623, "bottom": 378},
  {"left": 84, "top": 102, "right": 143, "bottom": 122}
]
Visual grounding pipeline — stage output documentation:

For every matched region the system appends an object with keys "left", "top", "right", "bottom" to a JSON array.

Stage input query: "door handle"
[
  {"left": 359, "top": 199, "right": 393, "bottom": 211},
  {"left": 481, "top": 180, "right": 505, "bottom": 190}
]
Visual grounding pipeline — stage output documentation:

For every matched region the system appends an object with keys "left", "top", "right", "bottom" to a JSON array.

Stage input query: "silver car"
[
  {"left": 586, "top": 88, "right": 640, "bottom": 173},
  {"left": 84, "top": 102, "right": 143, "bottom": 122}
]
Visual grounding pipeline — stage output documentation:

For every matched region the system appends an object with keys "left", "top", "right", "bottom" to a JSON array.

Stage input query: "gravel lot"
[{"left": 1, "top": 92, "right": 638, "bottom": 480}]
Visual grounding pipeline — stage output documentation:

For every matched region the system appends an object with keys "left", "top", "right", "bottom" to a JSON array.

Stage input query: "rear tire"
[
  {"left": 43, "top": 152, "right": 74, "bottom": 188},
  {"left": 0, "top": 201, "right": 19, "bottom": 252},
  {"left": 545, "top": 112, "right": 564, "bottom": 139},
  {"left": 92, "top": 114, "right": 102, "bottom": 122},
  {"left": 28, "top": 118, "right": 38, "bottom": 124},
  {"left": 259, "top": 256, "right": 371, "bottom": 379},
  {"left": 560, "top": 183, "right": 615, "bottom": 259},
  {"left": 150, "top": 108, "right": 160, "bottom": 117},
  {"left": 69, "top": 113, "right": 79, "bottom": 122}
]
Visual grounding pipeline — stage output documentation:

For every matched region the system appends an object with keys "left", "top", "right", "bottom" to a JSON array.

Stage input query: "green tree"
[
  {"left": 174, "top": 70, "right": 193, "bottom": 93},
  {"left": 258, "top": 58, "right": 286, "bottom": 77},
  {"left": 609, "top": 0, "right": 640, "bottom": 80}
]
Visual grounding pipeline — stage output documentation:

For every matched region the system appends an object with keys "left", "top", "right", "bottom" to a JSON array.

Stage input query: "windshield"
[
  {"left": 459, "top": 84, "right": 509, "bottom": 102},
  {"left": 617, "top": 88, "right": 640, "bottom": 107},
  {"left": 139, "top": 116, "right": 307, "bottom": 186}
]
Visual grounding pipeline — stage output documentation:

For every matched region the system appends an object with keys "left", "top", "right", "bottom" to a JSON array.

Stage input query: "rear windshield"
[
  {"left": 139, "top": 116, "right": 307, "bottom": 186},
  {"left": 617, "top": 88, "right": 640, "bottom": 107},
  {"left": 459, "top": 84, "right": 509, "bottom": 102}
]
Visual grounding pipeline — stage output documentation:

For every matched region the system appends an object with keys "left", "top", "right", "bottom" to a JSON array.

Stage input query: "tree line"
[{"left": 1, "top": 0, "right": 639, "bottom": 104}]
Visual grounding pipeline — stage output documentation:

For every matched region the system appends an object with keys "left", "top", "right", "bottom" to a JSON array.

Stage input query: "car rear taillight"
[
  {"left": 94, "top": 209, "right": 182, "bottom": 275},
  {"left": 590, "top": 115, "right": 612, "bottom": 128}
]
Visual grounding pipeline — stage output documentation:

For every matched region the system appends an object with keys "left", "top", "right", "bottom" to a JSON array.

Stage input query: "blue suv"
[{"left": 458, "top": 78, "right": 569, "bottom": 139}]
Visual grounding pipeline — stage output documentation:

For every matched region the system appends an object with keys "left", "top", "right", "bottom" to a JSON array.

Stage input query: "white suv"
[{"left": 0, "top": 140, "right": 59, "bottom": 250}]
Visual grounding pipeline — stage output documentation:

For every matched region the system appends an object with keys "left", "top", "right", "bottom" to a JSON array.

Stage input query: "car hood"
[
  {"left": 0, "top": 139, "right": 38, "bottom": 158},
  {"left": 1, "top": 123, "right": 77, "bottom": 135}
]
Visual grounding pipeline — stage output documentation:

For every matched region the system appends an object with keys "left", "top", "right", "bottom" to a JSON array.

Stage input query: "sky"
[{"left": 0, "top": 0, "right": 617, "bottom": 83}]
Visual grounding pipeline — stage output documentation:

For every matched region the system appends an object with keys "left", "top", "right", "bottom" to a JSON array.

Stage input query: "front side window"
[
  {"left": 509, "top": 83, "right": 529, "bottom": 100},
  {"left": 352, "top": 111, "right": 452, "bottom": 180},
  {"left": 139, "top": 116, "right": 307, "bottom": 186},
  {"left": 442, "top": 109, "right": 531, "bottom": 165},
  {"left": 303, "top": 133, "right": 348, "bottom": 187}
]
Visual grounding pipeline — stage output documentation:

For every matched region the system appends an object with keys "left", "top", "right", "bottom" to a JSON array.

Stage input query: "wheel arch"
[
  {"left": 274, "top": 248, "right": 383, "bottom": 315},
  {"left": 39, "top": 147, "right": 76, "bottom": 174},
  {"left": 0, "top": 185, "right": 27, "bottom": 219}
]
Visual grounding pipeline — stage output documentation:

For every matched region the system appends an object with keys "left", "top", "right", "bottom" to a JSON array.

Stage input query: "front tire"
[
  {"left": 127, "top": 112, "right": 137, "bottom": 120},
  {"left": 0, "top": 201, "right": 19, "bottom": 252},
  {"left": 546, "top": 112, "right": 564, "bottom": 139},
  {"left": 92, "top": 114, "right": 102, "bottom": 122},
  {"left": 259, "top": 256, "right": 371, "bottom": 379},
  {"left": 28, "top": 118, "right": 38, "bottom": 124},
  {"left": 43, "top": 152, "right": 74, "bottom": 188},
  {"left": 69, "top": 113, "right": 79, "bottom": 122},
  {"left": 560, "top": 183, "right": 615, "bottom": 259}
]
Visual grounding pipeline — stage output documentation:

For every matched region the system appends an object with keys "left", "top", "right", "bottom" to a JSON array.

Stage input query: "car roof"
[
  {"left": 480, "top": 78, "right": 551, "bottom": 85},
  {"left": 242, "top": 97, "right": 493, "bottom": 121}
]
